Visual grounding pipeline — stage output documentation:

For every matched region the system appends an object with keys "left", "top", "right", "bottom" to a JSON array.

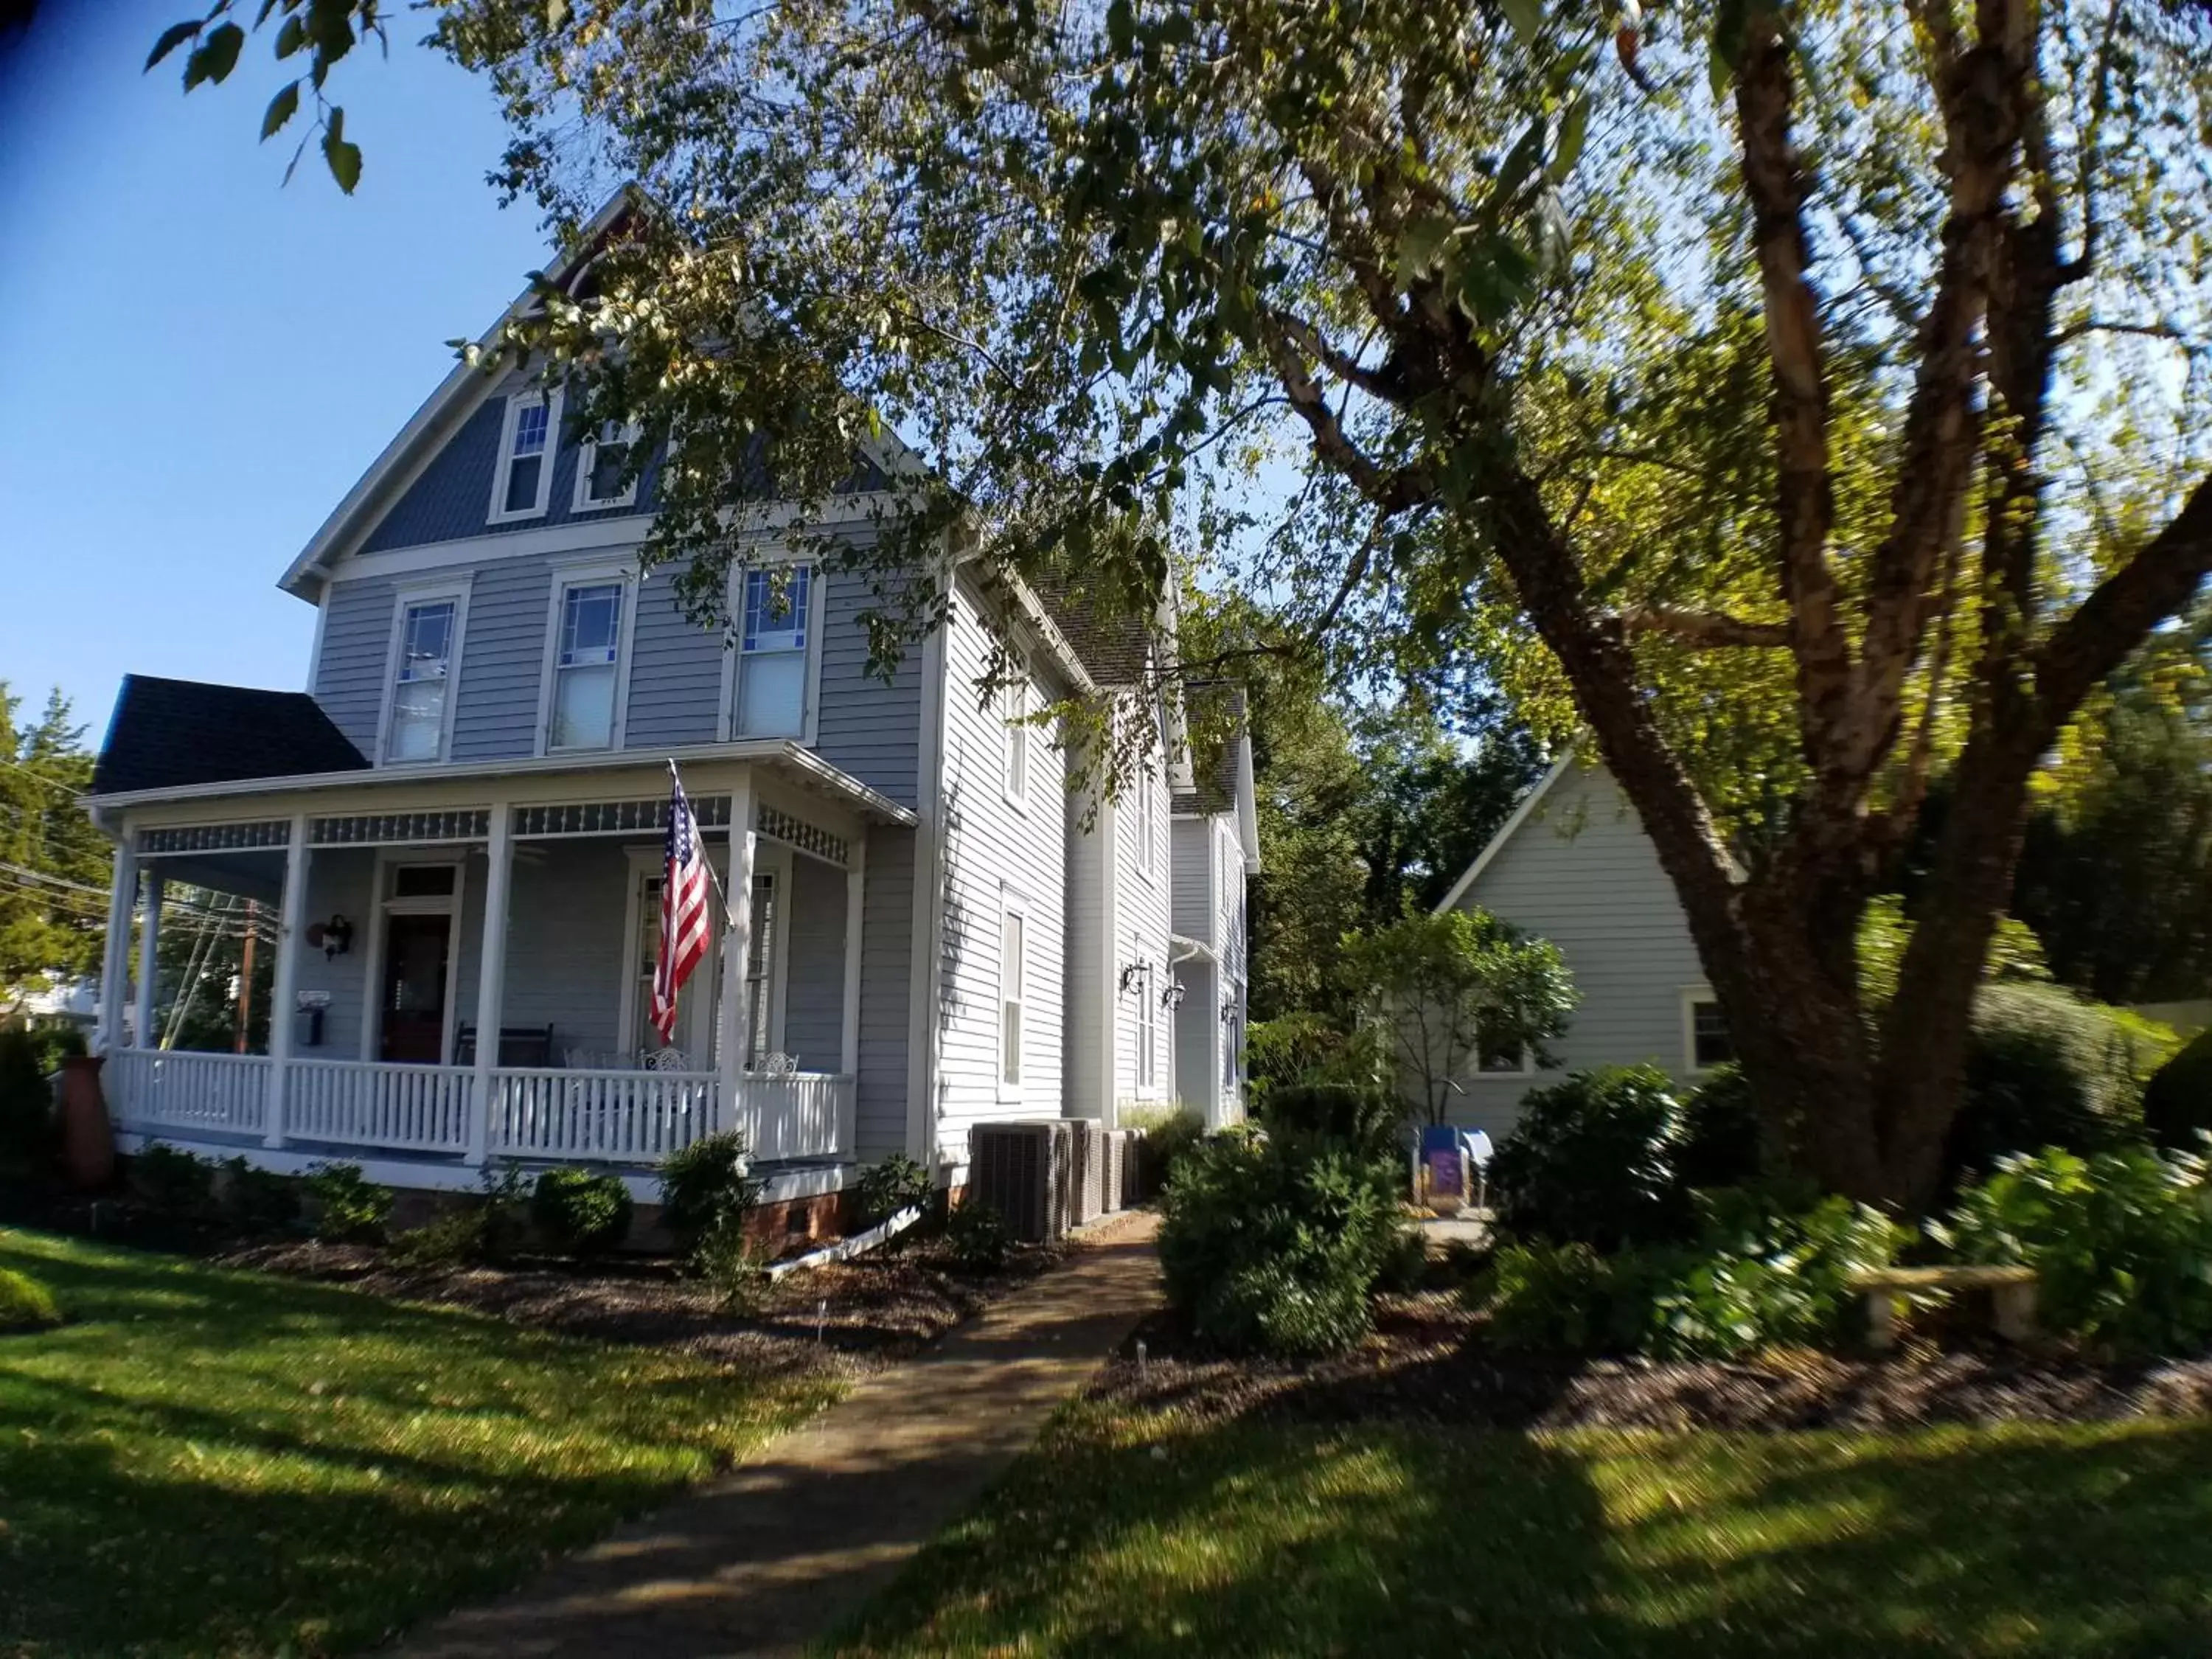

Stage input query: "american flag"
[{"left": 650, "top": 771, "right": 712, "bottom": 1043}]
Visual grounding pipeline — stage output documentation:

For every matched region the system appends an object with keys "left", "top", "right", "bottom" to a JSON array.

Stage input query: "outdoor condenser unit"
[
  {"left": 1067, "top": 1119, "right": 1107, "bottom": 1227},
  {"left": 970, "top": 1120, "right": 1074, "bottom": 1242}
]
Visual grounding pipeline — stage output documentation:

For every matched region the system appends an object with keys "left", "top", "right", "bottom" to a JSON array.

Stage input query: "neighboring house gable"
[{"left": 1433, "top": 754, "right": 1720, "bottom": 1139}]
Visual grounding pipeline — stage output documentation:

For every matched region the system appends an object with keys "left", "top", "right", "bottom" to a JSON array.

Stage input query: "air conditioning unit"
[
  {"left": 970, "top": 1120, "right": 1073, "bottom": 1242},
  {"left": 1067, "top": 1119, "right": 1106, "bottom": 1226},
  {"left": 1100, "top": 1129, "right": 1131, "bottom": 1214}
]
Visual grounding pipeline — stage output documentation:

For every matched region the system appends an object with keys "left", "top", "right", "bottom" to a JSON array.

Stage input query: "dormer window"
[
  {"left": 574, "top": 420, "right": 643, "bottom": 511},
  {"left": 489, "top": 389, "right": 563, "bottom": 523}
]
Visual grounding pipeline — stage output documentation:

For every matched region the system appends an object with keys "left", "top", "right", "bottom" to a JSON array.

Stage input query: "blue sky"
[{"left": 0, "top": 1, "right": 552, "bottom": 746}]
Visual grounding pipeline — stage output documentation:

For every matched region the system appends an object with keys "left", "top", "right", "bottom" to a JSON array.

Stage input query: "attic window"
[
  {"left": 490, "top": 389, "right": 562, "bottom": 522},
  {"left": 575, "top": 420, "right": 642, "bottom": 511}
]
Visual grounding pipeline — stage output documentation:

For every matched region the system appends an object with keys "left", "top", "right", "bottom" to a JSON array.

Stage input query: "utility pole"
[{"left": 235, "top": 900, "right": 256, "bottom": 1054}]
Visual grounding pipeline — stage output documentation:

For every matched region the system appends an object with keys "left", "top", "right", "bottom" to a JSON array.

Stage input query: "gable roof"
[
  {"left": 1172, "top": 685, "right": 1246, "bottom": 815},
  {"left": 1430, "top": 750, "right": 1578, "bottom": 915},
  {"left": 91, "top": 676, "right": 369, "bottom": 797},
  {"left": 1026, "top": 574, "right": 1152, "bottom": 686}
]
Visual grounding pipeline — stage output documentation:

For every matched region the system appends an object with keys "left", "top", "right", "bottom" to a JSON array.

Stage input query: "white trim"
[
  {"left": 720, "top": 561, "right": 827, "bottom": 746},
  {"left": 1431, "top": 751, "right": 1578, "bottom": 915},
  {"left": 997, "top": 885, "right": 1029, "bottom": 1102},
  {"left": 374, "top": 576, "right": 473, "bottom": 767},
  {"left": 1680, "top": 984, "right": 1732, "bottom": 1075},
  {"left": 533, "top": 557, "right": 640, "bottom": 757},
  {"left": 264, "top": 812, "right": 311, "bottom": 1148},
  {"left": 89, "top": 740, "right": 918, "bottom": 828},
  {"left": 1131, "top": 942, "right": 1161, "bottom": 1101},
  {"left": 306, "top": 594, "right": 331, "bottom": 698},
  {"left": 487, "top": 385, "right": 566, "bottom": 526},
  {"left": 572, "top": 419, "right": 643, "bottom": 512},
  {"left": 840, "top": 834, "right": 866, "bottom": 1079},
  {"left": 327, "top": 518, "right": 655, "bottom": 586},
  {"left": 1135, "top": 742, "right": 1160, "bottom": 883},
  {"left": 360, "top": 852, "right": 469, "bottom": 1063},
  {"left": 906, "top": 596, "right": 950, "bottom": 1166}
]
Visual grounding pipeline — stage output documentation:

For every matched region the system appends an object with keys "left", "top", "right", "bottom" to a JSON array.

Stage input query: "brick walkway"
[{"left": 394, "top": 1213, "right": 1161, "bottom": 1659}]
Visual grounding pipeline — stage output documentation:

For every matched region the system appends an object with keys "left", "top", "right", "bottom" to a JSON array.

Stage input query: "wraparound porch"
[{"left": 88, "top": 748, "right": 916, "bottom": 1183}]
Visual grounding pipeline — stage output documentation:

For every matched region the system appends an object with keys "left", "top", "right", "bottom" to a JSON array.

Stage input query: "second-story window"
[
  {"left": 1134, "top": 959, "right": 1158, "bottom": 1092},
  {"left": 735, "top": 566, "right": 813, "bottom": 738},
  {"left": 1002, "top": 668, "right": 1029, "bottom": 804},
  {"left": 550, "top": 580, "right": 625, "bottom": 750},
  {"left": 574, "top": 420, "right": 642, "bottom": 512},
  {"left": 386, "top": 598, "right": 457, "bottom": 762},
  {"left": 490, "top": 389, "right": 561, "bottom": 522},
  {"left": 1137, "top": 751, "right": 1158, "bottom": 877}
]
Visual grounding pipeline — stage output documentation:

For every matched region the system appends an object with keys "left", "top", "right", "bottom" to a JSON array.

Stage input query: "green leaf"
[
  {"left": 1709, "top": 0, "right": 1748, "bottom": 104},
  {"left": 546, "top": 0, "right": 571, "bottom": 29},
  {"left": 1548, "top": 96, "right": 1588, "bottom": 182},
  {"left": 324, "top": 115, "right": 361, "bottom": 194},
  {"left": 182, "top": 23, "right": 244, "bottom": 88},
  {"left": 1398, "top": 212, "right": 1455, "bottom": 283},
  {"left": 1498, "top": 0, "right": 1543, "bottom": 49},
  {"left": 145, "top": 19, "right": 201, "bottom": 72},
  {"left": 275, "top": 14, "right": 306, "bottom": 56},
  {"left": 261, "top": 80, "right": 302, "bottom": 141}
]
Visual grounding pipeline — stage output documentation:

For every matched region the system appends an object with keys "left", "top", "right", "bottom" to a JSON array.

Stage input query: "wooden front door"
[{"left": 380, "top": 912, "right": 451, "bottom": 1062}]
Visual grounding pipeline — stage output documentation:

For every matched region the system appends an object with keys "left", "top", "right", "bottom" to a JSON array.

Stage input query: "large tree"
[{"left": 159, "top": 0, "right": 2212, "bottom": 1205}]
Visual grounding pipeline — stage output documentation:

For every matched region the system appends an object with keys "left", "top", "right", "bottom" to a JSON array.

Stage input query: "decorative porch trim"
[
  {"left": 757, "top": 804, "right": 848, "bottom": 868},
  {"left": 512, "top": 793, "right": 731, "bottom": 838},
  {"left": 141, "top": 821, "right": 291, "bottom": 855},
  {"left": 311, "top": 808, "right": 493, "bottom": 846}
]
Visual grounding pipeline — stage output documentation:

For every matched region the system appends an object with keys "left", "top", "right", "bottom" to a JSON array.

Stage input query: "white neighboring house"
[
  {"left": 77, "top": 192, "right": 1255, "bottom": 1214},
  {"left": 1169, "top": 689, "right": 1259, "bottom": 1130},
  {"left": 1429, "top": 753, "right": 1736, "bottom": 1141}
]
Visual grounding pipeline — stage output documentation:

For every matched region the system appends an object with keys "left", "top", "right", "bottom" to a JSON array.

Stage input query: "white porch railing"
[
  {"left": 734, "top": 1072, "right": 855, "bottom": 1163},
  {"left": 288, "top": 1058, "right": 473, "bottom": 1155},
  {"left": 104, "top": 1047, "right": 268, "bottom": 1137},
  {"left": 102, "top": 1049, "right": 854, "bottom": 1169}
]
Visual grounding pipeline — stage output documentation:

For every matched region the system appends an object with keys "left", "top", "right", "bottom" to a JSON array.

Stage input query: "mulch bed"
[
  {"left": 1093, "top": 1292, "right": 2212, "bottom": 1430},
  {"left": 223, "top": 1235, "right": 1067, "bottom": 1381}
]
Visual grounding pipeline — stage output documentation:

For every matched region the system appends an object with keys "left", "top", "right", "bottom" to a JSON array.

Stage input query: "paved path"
[{"left": 395, "top": 1213, "right": 1161, "bottom": 1659}]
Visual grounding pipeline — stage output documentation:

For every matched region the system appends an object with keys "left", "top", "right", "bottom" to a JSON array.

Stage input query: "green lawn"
[
  {"left": 833, "top": 1402, "right": 2212, "bottom": 1658},
  {"left": 0, "top": 1227, "right": 835, "bottom": 1658}
]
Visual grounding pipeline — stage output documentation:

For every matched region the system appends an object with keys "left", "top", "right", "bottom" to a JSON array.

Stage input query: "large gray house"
[
  {"left": 1430, "top": 753, "right": 1734, "bottom": 1141},
  {"left": 82, "top": 199, "right": 1255, "bottom": 1216}
]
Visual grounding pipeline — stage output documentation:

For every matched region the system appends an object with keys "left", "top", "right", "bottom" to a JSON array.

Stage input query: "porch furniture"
[
  {"left": 453, "top": 1023, "right": 557, "bottom": 1067},
  {"left": 646, "top": 1046, "right": 695, "bottom": 1072},
  {"left": 754, "top": 1050, "right": 801, "bottom": 1079},
  {"left": 1848, "top": 1265, "right": 2039, "bottom": 1351}
]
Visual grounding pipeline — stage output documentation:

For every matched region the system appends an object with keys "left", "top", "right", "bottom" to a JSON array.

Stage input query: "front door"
[{"left": 380, "top": 912, "right": 451, "bottom": 1062}]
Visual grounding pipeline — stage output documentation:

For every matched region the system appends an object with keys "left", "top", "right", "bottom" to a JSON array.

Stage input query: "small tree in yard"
[{"left": 1342, "top": 909, "right": 1575, "bottom": 1126}]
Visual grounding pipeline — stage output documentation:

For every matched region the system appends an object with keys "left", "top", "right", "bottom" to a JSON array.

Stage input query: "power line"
[{"left": 0, "top": 757, "right": 88, "bottom": 801}]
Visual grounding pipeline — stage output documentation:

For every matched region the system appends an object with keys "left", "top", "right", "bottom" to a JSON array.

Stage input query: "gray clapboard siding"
[
  {"left": 450, "top": 561, "right": 554, "bottom": 760},
  {"left": 294, "top": 849, "right": 378, "bottom": 1058},
  {"left": 496, "top": 840, "right": 632, "bottom": 1053},
  {"left": 625, "top": 567, "right": 724, "bottom": 751},
  {"left": 1443, "top": 758, "right": 1709, "bottom": 1141},
  {"left": 314, "top": 577, "right": 401, "bottom": 758},
  {"left": 782, "top": 852, "right": 846, "bottom": 1071},
  {"left": 812, "top": 571, "right": 924, "bottom": 809},
  {"left": 855, "top": 823, "right": 915, "bottom": 1161}
]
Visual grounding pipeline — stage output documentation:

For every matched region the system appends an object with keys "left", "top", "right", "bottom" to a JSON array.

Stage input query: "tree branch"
[
  {"left": 2037, "top": 474, "right": 2212, "bottom": 728},
  {"left": 1609, "top": 605, "right": 1794, "bottom": 649},
  {"left": 1253, "top": 303, "right": 1433, "bottom": 516}
]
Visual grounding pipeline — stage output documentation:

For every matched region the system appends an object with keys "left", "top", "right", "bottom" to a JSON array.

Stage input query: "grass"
[
  {"left": 0, "top": 1226, "right": 836, "bottom": 1657},
  {"left": 832, "top": 1402, "right": 2212, "bottom": 1658}
]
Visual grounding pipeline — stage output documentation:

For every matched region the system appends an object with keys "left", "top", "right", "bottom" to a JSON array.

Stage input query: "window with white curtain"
[
  {"left": 999, "top": 902, "right": 1026, "bottom": 1091},
  {"left": 1134, "top": 959, "right": 1157, "bottom": 1092},
  {"left": 549, "top": 579, "right": 625, "bottom": 750},
  {"left": 385, "top": 597, "right": 457, "bottom": 762},
  {"left": 735, "top": 566, "right": 813, "bottom": 737}
]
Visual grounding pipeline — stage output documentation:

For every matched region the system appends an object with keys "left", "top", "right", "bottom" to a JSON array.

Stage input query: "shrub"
[
  {"left": 220, "top": 1158, "right": 302, "bottom": 1237},
  {"left": 532, "top": 1168, "right": 635, "bottom": 1259},
  {"left": 131, "top": 1144, "right": 217, "bottom": 1222},
  {"left": 695, "top": 1219, "right": 774, "bottom": 1312},
  {"left": 0, "top": 1027, "right": 57, "bottom": 1171},
  {"left": 0, "top": 1267, "right": 60, "bottom": 1332},
  {"left": 1158, "top": 1128, "right": 1402, "bottom": 1356},
  {"left": 25, "top": 1023, "right": 87, "bottom": 1074},
  {"left": 658, "top": 1132, "right": 763, "bottom": 1264},
  {"left": 390, "top": 1210, "right": 484, "bottom": 1269},
  {"left": 1489, "top": 1065, "right": 1691, "bottom": 1250},
  {"left": 944, "top": 1198, "right": 1014, "bottom": 1271},
  {"left": 1933, "top": 1145, "right": 2212, "bottom": 1357},
  {"left": 2143, "top": 1029, "right": 2212, "bottom": 1151},
  {"left": 1947, "top": 984, "right": 2173, "bottom": 1179},
  {"left": 1676, "top": 1064, "right": 1768, "bottom": 1191},
  {"left": 390, "top": 1164, "right": 530, "bottom": 1268},
  {"left": 1125, "top": 1105, "right": 1204, "bottom": 1194},
  {"left": 1258, "top": 1083, "right": 1406, "bottom": 1164},
  {"left": 854, "top": 1152, "right": 934, "bottom": 1228},
  {"left": 1476, "top": 1192, "right": 1902, "bottom": 1359},
  {"left": 1373, "top": 1225, "right": 1430, "bottom": 1294},
  {"left": 304, "top": 1163, "right": 394, "bottom": 1244}
]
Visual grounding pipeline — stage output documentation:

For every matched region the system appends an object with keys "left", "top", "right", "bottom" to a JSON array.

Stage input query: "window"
[
  {"left": 384, "top": 596, "right": 459, "bottom": 762},
  {"left": 1134, "top": 960, "right": 1158, "bottom": 1093},
  {"left": 999, "top": 903, "right": 1026, "bottom": 1092},
  {"left": 1002, "top": 670, "right": 1030, "bottom": 805},
  {"left": 1686, "top": 992, "right": 1734, "bottom": 1071},
  {"left": 1476, "top": 1023, "right": 1535, "bottom": 1075},
  {"left": 391, "top": 865, "right": 457, "bottom": 899},
  {"left": 734, "top": 566, "right": 813, "bottom": 737},
  {"left": 549, "top": 579, "right": 626, "bottom": 750},
  {"left": 574, "top": 420, "right": 642, "bottom": 511},
  {"left": 1223, "top": 1008, "right": 1239, "bottom": 1091},
  {"left": 1137, "top": 757, "right": 1157, "bottom": 877},
  {"left": 490, "top": 389, "right": 562, "bottom": 522}
]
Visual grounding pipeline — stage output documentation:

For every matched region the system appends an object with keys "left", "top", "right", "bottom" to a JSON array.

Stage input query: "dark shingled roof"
[
  {"left": 93, "top": 675, "right": 369, "bottom": 796},
  {"left": 1026, "top": 574, "right": 1153, "bottom": 685},
  {"left": 1172, "top": 685, "right": 1246, "bottom": 816}
]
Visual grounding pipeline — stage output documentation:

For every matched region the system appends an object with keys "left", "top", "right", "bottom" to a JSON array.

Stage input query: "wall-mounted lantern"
[{"left": 305, "top": 914, "right": 354, "bottom": 959}]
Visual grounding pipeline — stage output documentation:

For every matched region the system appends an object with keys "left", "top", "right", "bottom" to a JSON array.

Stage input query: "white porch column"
[
  {"left": 95, "top": 833, "right": 138, "bottom": 1054},
  {"left": 132, "top": 872, "right": 165, "bottom": 1051},
  {"left": 467, "top": 799, "right": 514, "bottom": 1166},
  {"left": 263, "top": 812, "right": 310, "bottom": 1150},
  {"left": 714, "top": 773, "right": 756, "bottom": 1138},
  {"left": 838, "top": 833, "right": 867, "bottom": 1160}
]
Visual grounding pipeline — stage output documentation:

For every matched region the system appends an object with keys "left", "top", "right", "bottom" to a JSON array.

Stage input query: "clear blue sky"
[{"left": 0, "top": 1, "right": 552, "bottom": 747}]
